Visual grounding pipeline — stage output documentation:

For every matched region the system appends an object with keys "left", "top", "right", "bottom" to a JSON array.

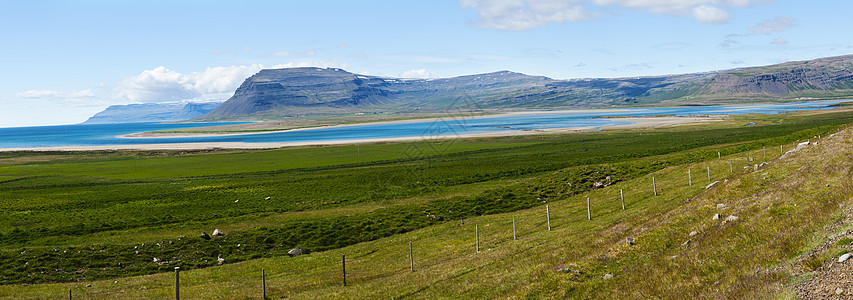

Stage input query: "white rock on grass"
[
  {"left": 689, "top": 231, "right": 699, "bottom": 237},
  {"left": 724, "top": 215, "right": 739, "bottom": 222},
  {"left": 212, "top": 229, "right": 225, "bottom": 236},
  {"left": 712, "top": 214, "right": 722, "bottom": 220},
  {"left": 603, "top": 274, "right": 613, "bottom": 280},
  {"left": 838, "top": 253, "right": 851, "bottom": 263},
  {"left": 716, "top": 203, "right": 728, "bottom": 210}
]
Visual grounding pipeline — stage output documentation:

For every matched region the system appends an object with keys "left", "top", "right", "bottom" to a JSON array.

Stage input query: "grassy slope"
[
  {"left": 1, "top": 109, "right": 852, "bottom": 297},
  {"left": 3, "top": 123, "right": 851, "bottom": 298}
]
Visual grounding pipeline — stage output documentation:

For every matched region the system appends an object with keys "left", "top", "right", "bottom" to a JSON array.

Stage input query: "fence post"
[
  {"left": 652, "top": 177, "right": 657, "bottom": 196},
  {"left": 706, "top": 166, "right": 711, "bottom": 182},
  {"left": 342, "top": 255, "right": 347, "bottom": 286},
  {"left": 174, "top": 267, "right": 180, "bottom": 300},
  {"left": 512, "top": 215, "right": 517, "bottom": 240},
  {"left": 763, "top": 147, "right": 766, "bottom": 159},
  {"left": 620, "top": 189, "right": 625, "bottom": 210},
  {"left": 262, "top": 269, "right": 267, "bottom": 299},
  {"left": 476, "top": 224, "right": 480, "bottom": 253},
  {"left": 780, "top": 144, "right": 783, "bottom": 154},
  {"left": 546, "top": 205, "right": 551, "bottom": 231},
  {"left": 718, "top": 151, "right": 720, "bottom": 158},
  {"left": 587, "top": 197, "right": 591, "bottom": 220},
  {"left": 688, "top": 169, "right": 692, "bottom": 186},
  {"left": 729, "top": 160, "right": 733, "bottom": 173},
  {"left": 409, "top": 241, "right": 414, "bottom": 272},
  {"left": 68, "top": 288, "right": 71, "bottom": 300}
]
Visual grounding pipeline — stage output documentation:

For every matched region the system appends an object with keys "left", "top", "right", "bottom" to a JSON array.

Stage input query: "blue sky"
[{"left": 2, "top": 0, "right": 852, "bottom": 127}]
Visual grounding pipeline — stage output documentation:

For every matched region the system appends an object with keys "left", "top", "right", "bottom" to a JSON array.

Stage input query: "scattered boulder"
[
  {"left": 838, "top": 253, "right": 851, "bottom": 263},
  {"left": 153, "top": 257, "right": 160, "bottom": 263},
  {"left": 603, "top": 273, "right": 613, "bottom": 280},
  {"left": 265, "top": 196, "right": 271, "bottom": 200},
  {"left": 288, "top": 248, "right": 308, "bottom": 257},
  {"left": 716, "top": 203, "right": 728, "bottom": 210},
  {"left": 682, "top": 239, "right": 691, "bottom": 246},
  {"left": 212, "top": 229, "right": 225, "bottom": 236},
  {"left": 689, "top": 231, "right": 699, "bottom": 237},
  {"left": 217, "top": 255, "right": 225, "bottom": 265},
  {"left": 724, "top": 215, "right": 739, "bottom": 222},
  {"left": 625, "top": 237, "right": 635, "bottom": 245},
  {"left": 712, "top": 214, "right": 723, "bottom": 220},
  {"left": 200, "top": 232, "right": 211, "bottom": 240},
  {"left": 706, "top": 181, "right": 719, "bottom": 189}
]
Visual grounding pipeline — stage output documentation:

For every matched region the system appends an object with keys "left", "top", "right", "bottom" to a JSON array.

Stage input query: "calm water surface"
[{"left": 0, "top": 100, "right": 848, "bottom": 149}]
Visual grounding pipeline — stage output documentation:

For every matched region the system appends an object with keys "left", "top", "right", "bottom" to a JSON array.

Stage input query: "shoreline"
[
  {"left": 0, "top": 116, "right": 720, "bottom": 152},
  {"left": 120, "top": 108, "right": 635, "bottom": 139}
]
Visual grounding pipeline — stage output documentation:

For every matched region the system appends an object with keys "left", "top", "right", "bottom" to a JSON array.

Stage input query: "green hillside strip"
[
  {"left": 0, "top": 110, "right": 850, "bottom": 285},
  {"left": 5, "top": 125, "right": 850, "bottom": 298}
]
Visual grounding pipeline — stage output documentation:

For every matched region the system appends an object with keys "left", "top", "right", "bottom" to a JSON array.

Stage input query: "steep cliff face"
[
  {"left": 197, "top": 55, "right": 853, "bottom": 120},
  {"left": 204, "top": 68, "right": 397, "bottom": 117},
  {"left": 704, "top": 68, "right": 853, "bottom": 95},
  {"left": 701, "top": 55, "right": 853, "bottom": 95},
  {"left": 83, "top": 102, "right": 221, "bottom": 124}
]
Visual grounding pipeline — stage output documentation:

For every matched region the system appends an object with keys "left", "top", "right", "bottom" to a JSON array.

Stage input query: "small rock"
[
  {"left": 212, "top": 229, "right": 225, "bottom": 236},
  {"left": 265, "top": 196, "right": 271, "bottom": 200},
  {"left": 234, "top": 199, "right": 239, "bottom": 203},
  {"left": 153, "top": 257, "right": 160, "bottom": 263},
  {"left": 200, "top": 232, "right": 211, "bottom": 240},
  {"left": 706, "top": 181, "right": 719, "bottom": 189},
  {"left": 837, "top": 287, "right": 844, "bottom": 295},
  {"left": 838, "top": 253, "right": 851, "bottom": 263},
  {"left": 689, "top": 231, "right": 699, "bottom": 237},
  {"left": 625, "top": 237, "right": 635, "bottom": 245},
  {"left": 716, "top": 203, "right": 728, "bottom": 210},
  {"left": 724, "top": 215, "right": 739, "bottom": 222},
  {"left": 712, "top": 214, "right": 722, "bottom": 220},
  {"left": 603, "top": 273, "right": 613, "bottom": 280},
  {"left": 86, "top": 284, "right": 92, "bottom": 287},
  {"left": 217, "top": 255, "right": 225, "bottom": 265},
  {"left": 682, "top": 239, "right": 691, "bottom": 246},
  {"left": 288, "top": 248, "right": 308, "bottom": 257},
  {"left": 114, "top": 281, "right": 118, "bottom": 284}
]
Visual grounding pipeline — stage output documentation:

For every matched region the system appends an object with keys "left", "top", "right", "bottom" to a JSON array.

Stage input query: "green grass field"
[{"left": 1, "top": 108, "right": 853, "bottom": 298}]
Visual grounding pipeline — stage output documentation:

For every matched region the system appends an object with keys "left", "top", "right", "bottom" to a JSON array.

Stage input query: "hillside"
[
  {"left": 198, "top": 55, "right": 853, "bottom": 120},
  {"left": 2, "top": 108, "right": 853, "bottom": 298},
  {"left": 83, "top": 101, "right": 222, "bottom": 124}
]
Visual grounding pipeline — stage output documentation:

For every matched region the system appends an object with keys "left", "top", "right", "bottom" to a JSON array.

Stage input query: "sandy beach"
[{"left": 0, "top": 115, "right": 721, "bottom": 152}]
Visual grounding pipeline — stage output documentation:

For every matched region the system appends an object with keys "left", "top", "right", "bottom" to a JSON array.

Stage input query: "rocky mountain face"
[
  {"left": 701, "top": 55, "right": 853, "bottom": 95},
  {"left": 198, "top": 55, "right": 853, "bottom": 120},
  {"left": 84, "top": 102, "right": 222, "bottom": 124}
]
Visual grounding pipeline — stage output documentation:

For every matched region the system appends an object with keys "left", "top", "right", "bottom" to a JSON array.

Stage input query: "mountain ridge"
[{"left": 196, "top": 54, "right": 853, "bottom": 120}]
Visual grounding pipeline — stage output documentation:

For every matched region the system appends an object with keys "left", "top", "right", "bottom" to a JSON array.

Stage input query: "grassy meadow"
[{"left": 2, "top": 108, "right": 853, "bottom": 298}]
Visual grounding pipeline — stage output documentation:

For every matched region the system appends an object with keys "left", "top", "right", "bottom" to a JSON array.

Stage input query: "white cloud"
[
  {"left": 719, "top": 39, "right": 738, "bottom": 47},
  {"left": 770, "top": 37, "right": 788, "bottom": 45},
  {"left": 691, "top": 4, "right": 730, "bottom": 24},
  {"left": 461, "top": 0, "right": 775, "bottom": 30},
  {"left": 14, "top": 89, "right": 95, "bottom": 99},
  {"left": 460, "top": 0, "right": 589, "bottom": 31},
  {"left": 116, "top": 61, "right": 352, "bottom": 103},
  {"left": 749, "top": 16, "right": 795, "bottom": 34},
  {"left": 400, "top": 69, "right": 437, "bottom": 79},
  {"left": 115, "top": 65, "right": 264, "bottom": 102}
]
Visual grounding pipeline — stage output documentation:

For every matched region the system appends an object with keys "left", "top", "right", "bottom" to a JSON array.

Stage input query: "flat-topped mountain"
[
  {"left": 199, "top": 55, "right": 853, "bottom": 120},
  {"left": 84, "top": 101, "right": 222, "bottom": 124}
]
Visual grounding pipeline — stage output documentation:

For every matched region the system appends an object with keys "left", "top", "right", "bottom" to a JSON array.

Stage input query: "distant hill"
[
  {"left": 197, "top": 54, "right": 853, "bottom": 120},
  {"left": 83, "top": 101, "right": 222, "bottom": 124}
]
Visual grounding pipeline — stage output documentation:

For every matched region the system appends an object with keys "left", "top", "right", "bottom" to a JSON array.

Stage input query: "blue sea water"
[{"left": 0, "top": 100, "right": 848, "bottom": 149}]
